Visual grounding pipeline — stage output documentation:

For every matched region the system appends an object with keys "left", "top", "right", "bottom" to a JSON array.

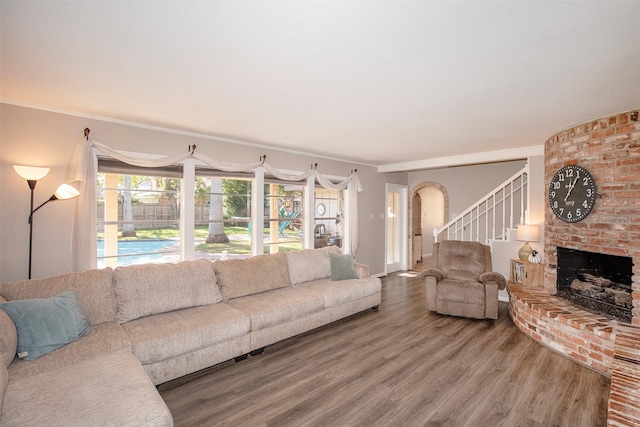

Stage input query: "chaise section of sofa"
[
  {"left": 1, "top": 352, "right": 173, "bottom": 427},
  {"left": 112, "top": 260, "right": 251, "bottom": 385}
]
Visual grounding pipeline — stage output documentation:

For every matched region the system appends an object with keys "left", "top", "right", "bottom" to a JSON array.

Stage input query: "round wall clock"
[
  {"left": 316, "top": 203, "right": 326, "bottom": 216},
  {"left": 549, "top": 165, "right": 597, "bottom": 223}
]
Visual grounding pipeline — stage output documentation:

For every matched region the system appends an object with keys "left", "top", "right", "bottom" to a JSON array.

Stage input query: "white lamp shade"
[
  {"left": 53, "top": 184, "right": 80, "bottom": 200},
  {"left": 516, "top": 224, "right": 539, "bottom": 242},
  {"left": 13, "top": 165, "right": 50, "bottom": 181}
]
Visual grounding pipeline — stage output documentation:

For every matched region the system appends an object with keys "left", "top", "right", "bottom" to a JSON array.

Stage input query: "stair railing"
[{"left": 433, "top": 164, "right": 529, "bottom": 244}]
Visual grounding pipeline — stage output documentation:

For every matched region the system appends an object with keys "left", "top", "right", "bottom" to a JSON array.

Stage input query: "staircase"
[{"left": 433, "top": 164, "right": 529, "bottom": 245}]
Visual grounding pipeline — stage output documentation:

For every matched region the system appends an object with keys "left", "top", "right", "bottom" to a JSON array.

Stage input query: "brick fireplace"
[
  {"left": 544, "top": 109, "right": 640, "bottom": 322},
  {"left": 508, "top": 109, "right": 640, "bottom": 426}
]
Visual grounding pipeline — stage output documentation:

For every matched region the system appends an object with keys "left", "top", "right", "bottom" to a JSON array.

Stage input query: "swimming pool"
[{"left": 97, "top": 239, "right": 179, "bottom": 267}]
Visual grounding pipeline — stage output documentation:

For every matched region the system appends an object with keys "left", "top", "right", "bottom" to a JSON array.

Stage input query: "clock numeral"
[
  {"left": 567, "top": 211, "right": 572, "bottom": 219},
  {"left": 553, "top": 182, "right": 561, "bottom": 190},
  {"left": 586, "top": 188, "right": 593, "bottom": 197},
  {"left": 583, "top": 177, "right": 590, "bottom": 186},
  {"left": 582, "top": 200, "right": 589, "bottom": 208},
  {"left": 576, "top": 208, "right": 582, "bottom": 217}
]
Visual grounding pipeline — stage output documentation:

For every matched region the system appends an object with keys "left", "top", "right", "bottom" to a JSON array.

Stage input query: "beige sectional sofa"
[{"left": 0, "top": 246, "right": 381, "bottom": 426}]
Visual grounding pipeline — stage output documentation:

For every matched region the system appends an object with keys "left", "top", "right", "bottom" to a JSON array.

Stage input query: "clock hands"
[{"left": 564, "top": 175, "right": 580, "bottom": 202}]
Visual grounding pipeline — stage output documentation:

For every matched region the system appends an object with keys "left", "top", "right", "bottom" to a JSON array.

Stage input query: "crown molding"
[{"left": 377, "top": 145, "right": 544, "bottom": 173}]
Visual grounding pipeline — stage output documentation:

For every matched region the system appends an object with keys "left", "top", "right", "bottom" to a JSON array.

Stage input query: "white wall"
[{"left": 0, "top": 103, "right": 399, "bottom": 281}]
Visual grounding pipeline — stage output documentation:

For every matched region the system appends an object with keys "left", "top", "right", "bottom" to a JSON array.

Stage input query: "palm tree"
[{"left": 206, "top": 178, "right": 229, "bottom": 243}]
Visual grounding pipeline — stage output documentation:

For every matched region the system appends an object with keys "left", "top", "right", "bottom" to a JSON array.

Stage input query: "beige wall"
[
  {"left": 408, "top": 160, "right": 528, "bottom": 219},
  {"left": 0, "top": 103, "right": 398, "bottom": 281}
]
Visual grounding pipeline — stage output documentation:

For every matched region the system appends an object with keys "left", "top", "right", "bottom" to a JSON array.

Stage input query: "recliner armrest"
[
  {"left": 422, "top": 267, "right": 445, "bottom": 282},
  {"left": 479, "top": 271, "right": 507, "bottom": 290}
]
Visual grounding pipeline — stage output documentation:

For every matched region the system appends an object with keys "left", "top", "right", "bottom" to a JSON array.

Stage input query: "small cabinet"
[{"left": 510, "top": 259, "right": 543, "bottom": 289}]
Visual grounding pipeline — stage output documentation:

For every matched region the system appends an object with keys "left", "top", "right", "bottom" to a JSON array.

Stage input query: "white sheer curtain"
[{"left": 66, "top": 137, "right": 363, "bottom": 272}]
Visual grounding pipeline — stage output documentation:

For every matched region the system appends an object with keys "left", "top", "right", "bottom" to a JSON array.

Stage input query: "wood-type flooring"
[{"left": 159, "top": 269, "right": 610, "bottom": 426}]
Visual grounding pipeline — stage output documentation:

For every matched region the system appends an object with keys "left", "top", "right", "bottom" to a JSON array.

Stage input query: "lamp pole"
[{"left": 26, "top": 179, "right": 37, "bottom": 279}]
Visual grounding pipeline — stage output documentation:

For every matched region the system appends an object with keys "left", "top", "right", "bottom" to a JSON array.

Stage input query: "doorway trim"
[{"left": 385, "top": 184, "right": 408, "bottom": 274}]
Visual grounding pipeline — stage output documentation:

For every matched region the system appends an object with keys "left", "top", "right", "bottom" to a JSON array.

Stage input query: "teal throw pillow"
[
  {"left": 0, "top": 291, "right": 93, "bottom": 361},
  {"left": 329, "top": 253, "right": 358, "bottom": 281}
]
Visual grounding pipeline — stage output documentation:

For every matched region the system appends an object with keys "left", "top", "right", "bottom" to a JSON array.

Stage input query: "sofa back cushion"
[
  {"left": 113, "top": 260, "right": 222, "bottom": 323},
  {"left": 0, "top": 362, "right": 7, "bottom": 416},
  {"left": 0, "top": 296, "right": 11, "bottom": 415},
  {"left": 0, "top": 297, "right": 17, "bottom": 368},
  {"left": 215, "top": 252, "right": 291, "bottom": 299},
  {"left": 286, "top": 246, "right": 341, "bottom": 285},
  {"left": 0, "top": 268, "right": 116, "bottom": 326},
  {"left": 436, "top": 241, "right": 490, "bottom": 281}
]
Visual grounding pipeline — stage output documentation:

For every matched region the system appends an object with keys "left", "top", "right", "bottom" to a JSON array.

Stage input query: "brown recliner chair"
[{"left": 423, "top": 240, "right": 506, "bottom": 320}]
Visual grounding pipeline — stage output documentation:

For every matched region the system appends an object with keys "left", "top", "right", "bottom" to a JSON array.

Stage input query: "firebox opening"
[{"left": 557, "top": 247, "right": 633, "bottom": 323}]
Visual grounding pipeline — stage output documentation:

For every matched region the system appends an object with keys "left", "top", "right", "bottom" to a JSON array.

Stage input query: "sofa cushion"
[
  {"left": 2, "top": 352, "right": 172, "bottom": 427},
  {"left": 286, "top": 246, "right": 341, "bottom": 285},
  {"left": 114, "top": 260, "right": 223, "bottom": 323},
  {"left": 121, "top": 303, "right": 250, "bottom": 365},
  {"left": 0, "top": 301, "right": 17, "bottom": 367},
  {"left": 226, "top": 287, "right": 324, "bottom": 331},
  {"left": 0, "top": 291, "right": 93, "bottom": 361},
  {"left": 8, "top": 321, "right": 132, "bottom": 381},
  {"left": 297, "top": 276, "right": 382, "bottom": 308},
  {"left": 329, "top": 253, "right": 358, "bottom": 281},
  {"left": 0, "top": 268, "right": 116, "bottom": 326},
  {"left": 215, "top": 252, "right": 291, "bottom": 299}
]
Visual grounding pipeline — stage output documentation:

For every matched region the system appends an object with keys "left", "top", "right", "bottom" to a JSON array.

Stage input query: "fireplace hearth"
[{"left": 557, "top": 247, "right": 633, "bottom": 323}]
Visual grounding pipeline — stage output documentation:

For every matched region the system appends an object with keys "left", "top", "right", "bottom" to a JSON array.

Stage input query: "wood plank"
[{"left": 159, "top": 269, "right": 609, "bottom": 426}]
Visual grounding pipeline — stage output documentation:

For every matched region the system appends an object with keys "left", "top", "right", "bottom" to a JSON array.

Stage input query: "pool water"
[{"left": 97, "top": 239, "right": 178, "bottom": 267}]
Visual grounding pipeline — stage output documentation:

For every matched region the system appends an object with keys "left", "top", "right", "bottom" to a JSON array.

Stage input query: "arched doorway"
[{"left": 409, "top": 182, "right": 448, "bottom": 267}]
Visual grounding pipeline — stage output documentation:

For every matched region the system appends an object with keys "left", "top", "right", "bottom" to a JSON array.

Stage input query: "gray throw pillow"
[
  {"left": 329, "top": 253, "right": 358, "bottom": 281},
  {"left": 0, "top": 291, "right": 93, "bottom": 361}
]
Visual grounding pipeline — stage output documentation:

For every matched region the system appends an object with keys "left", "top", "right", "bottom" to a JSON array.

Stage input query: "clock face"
[{"left": 549, "top": 165, "right": 597, "bottom": 223}]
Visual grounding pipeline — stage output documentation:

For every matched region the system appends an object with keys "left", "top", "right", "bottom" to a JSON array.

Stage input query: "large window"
[{"left": 95, "top": 157, "right": 350, "bottom": 268}]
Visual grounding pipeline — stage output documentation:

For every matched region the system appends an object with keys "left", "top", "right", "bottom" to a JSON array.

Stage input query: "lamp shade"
[
  {"left": 516, "top": 224, "right": 539, "bottom": 242},
  {"left": 53, "top": 184, "right": 80, "bottom": 200},
  {"left": 13, "top": 165, "right": 50, "bottom": 181}
]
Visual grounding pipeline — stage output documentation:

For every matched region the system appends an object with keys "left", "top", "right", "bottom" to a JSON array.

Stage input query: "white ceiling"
[{"left": 1, "top": 1, "right": 639, "bottom": 170}]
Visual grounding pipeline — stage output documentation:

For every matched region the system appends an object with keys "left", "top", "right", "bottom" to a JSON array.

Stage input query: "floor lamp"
[{"left": 13, "top": 165, "right": 80, "bottom": 279}]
